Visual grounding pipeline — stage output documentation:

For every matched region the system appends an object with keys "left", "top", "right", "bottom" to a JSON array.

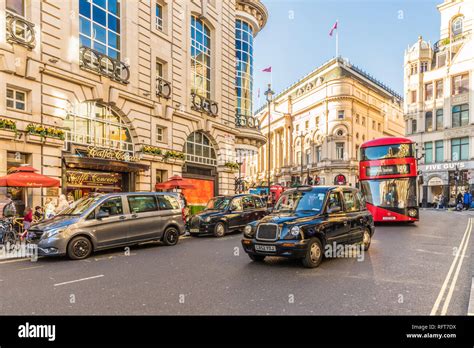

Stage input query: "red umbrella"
[
  {"left": 0, "top": 166, "right": 60, "bottom": 187},
  {"left": 155, "top": 175, "right": 195, "bottom": 190}
]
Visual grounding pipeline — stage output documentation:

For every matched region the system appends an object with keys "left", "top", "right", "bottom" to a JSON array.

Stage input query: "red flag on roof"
[{"left": 329, "top": 20, "right": 338, "bottom": 36}]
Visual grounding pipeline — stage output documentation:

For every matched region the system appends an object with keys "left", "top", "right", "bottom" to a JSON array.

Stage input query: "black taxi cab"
[
  {"left": 188, "top": 194, "right": 268, "bottom": 237},
  {"left": 241, "top": 186, "right": 375, "bottom": 268}
]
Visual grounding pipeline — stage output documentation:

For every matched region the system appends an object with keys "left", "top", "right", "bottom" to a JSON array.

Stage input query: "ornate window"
[
  {"left": 64, "top": 102, "right": 134, "bottom": 154},
  {"left": 185, "top": 132, "right": 217, "bottom": 166},
  {"left": 452, "top": 17, "right": 463, "bottom": 36},
  {"left": 191, "top": 15, "right": 211, "bottom": 99},
  {"left": 236, "top": 19, "right": 254, "bottom": 117},
  {"left": 5, "top": 0, "right": 35, "bottom": 48}
]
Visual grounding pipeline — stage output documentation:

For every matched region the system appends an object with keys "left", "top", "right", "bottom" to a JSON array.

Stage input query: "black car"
[
  {"left": 188, "top": 194, "right": 269, "bottom": 237},
  {"left": 241, "top": 186, "right": 375, "bottom": 268}
]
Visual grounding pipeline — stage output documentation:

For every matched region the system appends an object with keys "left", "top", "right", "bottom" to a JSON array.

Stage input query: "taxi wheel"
[
  {"left": 249, "top": 254, "right": 266, "bottom": 262},
  {"left": 67, "top": 236, "right": 92, "bottom": 260},
  {"left": 213, "top": 222, "right": 226, "bottom": 238},
  {"left": 162, "top": 227, "right": 179, "bottom": 246},
  {"left": 362, "top": 228, "right": 371, "bottom": 251},
  {"left": 302, "top": 238, "right": 323, "bottom": 268}
]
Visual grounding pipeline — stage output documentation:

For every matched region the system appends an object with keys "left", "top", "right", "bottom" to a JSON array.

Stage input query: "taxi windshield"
[
  {"left": 205, "top": 197, "right": 230, "bottom": 210},
  {"left": 273, "top": 189, "right": 326, "bottom": 213}
]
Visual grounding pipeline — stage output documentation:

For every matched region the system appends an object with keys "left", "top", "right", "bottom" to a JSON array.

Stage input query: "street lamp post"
[
  {"left": 264, "top": 84, "right": 274, "bottom": 199},
  {"left": 236, "top": 160, "right": 243, "bottom": 193}
]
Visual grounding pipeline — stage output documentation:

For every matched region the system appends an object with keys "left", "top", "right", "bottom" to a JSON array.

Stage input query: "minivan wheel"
[
  {"left": 162, "top": 227, "right": 179, "bottom": 246},
  {"left": 67, "top": 236, "right": 92, "bottom": 260},
  {"left": 213, "top": 222, "right": 226, "bottom": 238},
  {"left": 362, "top": 228, "right": 371, "bottom": 251},
  {"left": 302, "top": 238, "right": 323, "bottom": 268}
]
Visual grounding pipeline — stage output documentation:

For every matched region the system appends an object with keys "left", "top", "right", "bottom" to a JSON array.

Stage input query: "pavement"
[{"left": 0, "top": 210, "right": 472, "bottom": 315}]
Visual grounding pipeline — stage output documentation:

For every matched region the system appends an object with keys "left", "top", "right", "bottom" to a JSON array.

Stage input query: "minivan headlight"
[{"left": 42, "top": 227, "right": 67, "bottom": 239}]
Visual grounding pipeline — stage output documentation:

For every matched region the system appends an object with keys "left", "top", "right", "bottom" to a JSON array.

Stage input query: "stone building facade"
[
  {"left": 404, "top": 0, "right": 473, "bottom": 206},
  {"left": 0, "top": 0, "right": 267, "bottom": 211},
  {"left": 252, "top": 57, "right": 405, "bottom": 188}
]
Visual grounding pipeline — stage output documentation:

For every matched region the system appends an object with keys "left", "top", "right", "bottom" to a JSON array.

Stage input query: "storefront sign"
[
  {"left": 86, "top": 146, "right": 140, "bottom": 162},
  {"left": 421, "top": 161, "right": 471, "bottom": 172},
  {"left": 427, "top": 177, "right": 443, "bottom": 186},
  {"left": 66, "top": 170, "right": 121, "bottom": 187}
]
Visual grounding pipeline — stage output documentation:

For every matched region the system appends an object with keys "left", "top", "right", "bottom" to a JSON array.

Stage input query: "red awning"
[
  {"left": 0, "top": 166, "right": 60, "bottom": 188},
  {"left": 155, "top": 175, "right": 195, "bottom": 190}
]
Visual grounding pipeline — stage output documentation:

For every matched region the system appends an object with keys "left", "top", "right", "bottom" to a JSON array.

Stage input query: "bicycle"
[{"left": 0, "top": 217, "right": 19, "bottom": 252}]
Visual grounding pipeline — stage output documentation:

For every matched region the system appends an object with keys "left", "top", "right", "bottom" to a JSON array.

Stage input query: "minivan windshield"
[
  {"left": 273, "top": 189, "right": 326, "bottom": 213},
  {"left": 205, "top": 197, "right": 230, "bottom": 210},
  {"left": 58, "top": 196, "right": 103, "bottom": 216}
]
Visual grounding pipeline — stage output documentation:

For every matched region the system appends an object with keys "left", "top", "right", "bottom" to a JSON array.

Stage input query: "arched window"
[
  {"left": 191, "top": 15, "right": 211, "bottom": 99},
  {"left": 452, "top": 17, "right": 463, "bottom": 36},
  {"left": 64, "top": 102, "right": 133, "bottom": 153},
  {"left": 185, "top": 132, "right": 217, "bottom": 166}
]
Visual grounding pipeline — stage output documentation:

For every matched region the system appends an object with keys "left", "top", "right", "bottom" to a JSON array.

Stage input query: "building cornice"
[{"left": 236, "top": 0, "right": 268, "bottom": 31}]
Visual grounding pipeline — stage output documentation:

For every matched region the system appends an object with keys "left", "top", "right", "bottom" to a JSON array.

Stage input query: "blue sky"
[{"left": 253, "top": 0, "right": 441, "bottom": 109}]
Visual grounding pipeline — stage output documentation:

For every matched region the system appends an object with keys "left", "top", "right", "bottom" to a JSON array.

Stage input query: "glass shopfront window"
[{"left": 64, "top": 102, "right": 134, "bottom": 154}]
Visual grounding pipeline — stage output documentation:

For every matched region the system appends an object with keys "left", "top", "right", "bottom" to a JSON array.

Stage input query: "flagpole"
[{"left": 335, "top": 19, "right": 339, "bottom": 57}]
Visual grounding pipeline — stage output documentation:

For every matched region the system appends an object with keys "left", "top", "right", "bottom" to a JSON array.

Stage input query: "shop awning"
[
  {"left": 0, "top": 166, "right": 60, "bottom": 187},
  {"left": 63, "top": 155, "right": 149, "bottom": 173},
  {"left": 156, "top": 175, "right": 195, "bottom": 190}
]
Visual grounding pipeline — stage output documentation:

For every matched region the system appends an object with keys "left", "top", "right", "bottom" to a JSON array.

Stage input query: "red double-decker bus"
[{"left": 359, "top": 137, "right": 419, "bottom": 222}]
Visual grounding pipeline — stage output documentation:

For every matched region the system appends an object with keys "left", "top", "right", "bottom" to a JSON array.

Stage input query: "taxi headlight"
[
  {"left": 204, "top": 216, "right": 212, "bottom": 223},
  {"left": 290, "top": 225, "right": 301, "bottom": 236},
  {"left": 244, "top": 225, "right": 253, "bottom": 238}
]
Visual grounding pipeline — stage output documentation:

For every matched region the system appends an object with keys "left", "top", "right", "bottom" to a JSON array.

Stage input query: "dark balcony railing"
[
  {"left": 191, "top": 93, "right": 218, "bottom": 116},
  {"left": 235, "top": 114, "right": 260, "bottom": 129},
  {"left": 79, "top": 46, "right": 130, "bottom": 84},
  {"left": 5, "top": 12, "right": 35, "bottom": 49},
  {"left": 156, "top": 77, "right": 172, "bottom": 99}
]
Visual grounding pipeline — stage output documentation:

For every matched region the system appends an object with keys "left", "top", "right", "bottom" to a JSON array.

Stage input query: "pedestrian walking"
[
  {"left": 437, "top": 194, "right": 445, "bottom": 209},
  {"left": 463, "top": 190, "right": 472, "bottom": 210},
  {"left": 20, "top": 207, "right": 33, "bottom": 241}
]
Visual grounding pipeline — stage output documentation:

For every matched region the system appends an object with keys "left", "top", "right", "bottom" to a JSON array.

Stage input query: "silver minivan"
[{"left": 28, "top": 192, "right": 186, "bottom": 260}]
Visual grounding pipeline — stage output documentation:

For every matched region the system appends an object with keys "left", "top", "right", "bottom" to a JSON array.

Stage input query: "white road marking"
[
  {"left": 54, "top": 274, "right": 104, "bottom": 287},
  {"left": 441, "top": 218, "right": 473, "bottom": 315},
  {"left": 430, "top": 218, "right": 472, "bottom": 315}
]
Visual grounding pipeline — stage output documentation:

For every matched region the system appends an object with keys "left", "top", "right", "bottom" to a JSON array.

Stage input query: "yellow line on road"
[
  {"left": 0, "top": 258, "right": 32, "bottom": 265},
  {"left": 430, "top": 218, "right": 472, "bottom": 315},
  {"left": 17, "top": 265, "right": 44, "bottom": 271}
]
